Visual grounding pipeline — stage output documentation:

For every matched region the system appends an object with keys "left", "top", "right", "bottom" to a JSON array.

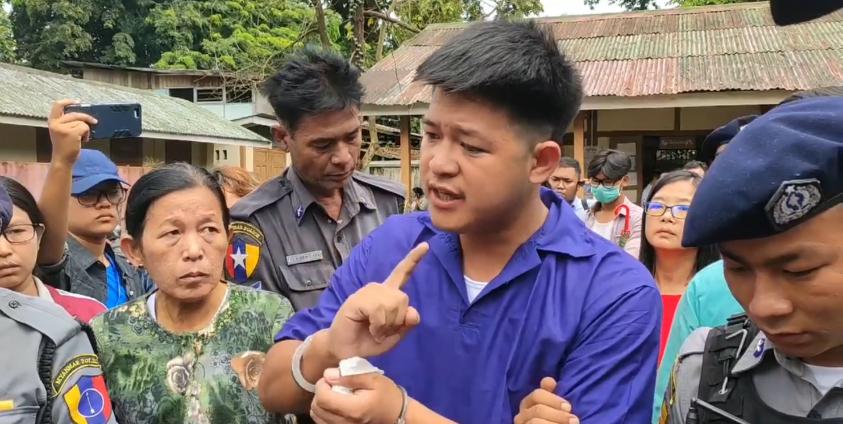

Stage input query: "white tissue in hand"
[{"left": 331, "top": 357, "right": 384, "bottom": 394}]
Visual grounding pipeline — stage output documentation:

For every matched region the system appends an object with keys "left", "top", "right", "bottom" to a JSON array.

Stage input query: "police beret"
[
  {"left": 684, "top": 96, "right": 843, "bottom": 247},
  {"left": 700, "top": 114, "right": 757, "bottom": 164},
  {"left": 0, "top": 184, "right": 11, "bottom": 233}
]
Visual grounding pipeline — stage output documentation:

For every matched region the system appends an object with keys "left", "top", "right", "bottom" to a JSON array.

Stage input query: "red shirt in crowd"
[
  {"left": 35, "top": 278, "right": 107, "bottom": 323},
  {"left": 659, "top": 294, "right": 683, "bottom": 364}
]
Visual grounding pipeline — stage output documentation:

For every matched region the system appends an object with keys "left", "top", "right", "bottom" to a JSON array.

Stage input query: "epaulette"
[
  {"left": 352, "top": 171, "right": 406, "bottom": 199},
  {"left": 230, "top": 174, "right": 294, "bottom": 219},
  {"left": 0, "top": 290, "right": 80, "bottom": 345}
]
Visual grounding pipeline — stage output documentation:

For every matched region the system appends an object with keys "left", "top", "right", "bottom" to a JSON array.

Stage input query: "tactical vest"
[{"left": 689, "top": 314, "right": 843, "bottom": 424}]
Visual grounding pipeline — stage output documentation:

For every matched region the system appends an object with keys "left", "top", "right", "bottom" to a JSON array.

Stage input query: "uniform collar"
[
  {"left": 418, "top": 187, "right": 596, "bottom": 259},
  {"left": 287, "top": 168, "right": 377, "bottom": 225},
  {"left": 731, "top": 330, "right": 843, "bottom": 392}
]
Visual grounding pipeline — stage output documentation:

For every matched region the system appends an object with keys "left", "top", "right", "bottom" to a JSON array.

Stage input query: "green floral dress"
[{"left": 91, "top": 284, "right": 294, "bottom": 424}]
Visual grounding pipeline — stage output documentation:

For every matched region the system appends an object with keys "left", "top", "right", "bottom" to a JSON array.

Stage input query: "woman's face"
[
  {"left": 645, "top": 180, "right": 696, "bottom": 251},
  {"left": 0, "top": 206, "right": 40, "bottom": 290},
  {"left": 125, "top": 186, "right": 228, "bottom": 303}
]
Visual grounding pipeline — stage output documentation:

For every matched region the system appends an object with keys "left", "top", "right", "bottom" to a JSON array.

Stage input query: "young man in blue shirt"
[{"left": 259, "top": 20, "right": 660, "bottom": 423}]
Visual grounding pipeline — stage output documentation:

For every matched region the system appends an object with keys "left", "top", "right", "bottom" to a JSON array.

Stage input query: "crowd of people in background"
[{"left": 1, "top": 15, "right": 842, "bottom": 424}]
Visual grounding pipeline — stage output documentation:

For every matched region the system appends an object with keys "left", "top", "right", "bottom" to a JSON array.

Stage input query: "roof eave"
[{"left": 0, "top": 114, "right": 271, "bottom": 148}]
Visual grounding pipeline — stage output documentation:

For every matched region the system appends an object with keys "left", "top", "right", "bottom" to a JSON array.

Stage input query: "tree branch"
[{"left": 363, "top": 10, "right": 419, "bottom": 33}]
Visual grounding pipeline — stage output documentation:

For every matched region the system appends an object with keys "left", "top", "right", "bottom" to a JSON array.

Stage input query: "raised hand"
[
  {"left": 327, "top": 242, "right": 429, "bottom": 360},
  {"left": 47, "top": 99, "right": 97, "bottom": 166}
]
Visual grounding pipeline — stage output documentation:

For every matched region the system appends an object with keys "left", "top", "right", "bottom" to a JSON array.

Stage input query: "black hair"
[
  {"left": 124, "top": 163, "right": 229, "bottom": 240},
  {"left": 261, "top": 46, "right": 363, "bottom": 132},
  {"left": 0, "top": 177, "right": 45, "bottom": 226},
  {"left": 587, "top": 149, "right": 631, "bottom": 180},
  {"left": 682, "top": 160, "right": 708, "bottom": 172},
  {"left": 414, "top": 20, "right": 583, "bottom": 143},
  {"left": 558, "top": 157, "right": 582, "bottom": 178},
  {"left": 639, "top": 170, "right": 719, "bottom": 275},
  {"left": 412, "top": 187, "right": 424, "bottom": 197}
]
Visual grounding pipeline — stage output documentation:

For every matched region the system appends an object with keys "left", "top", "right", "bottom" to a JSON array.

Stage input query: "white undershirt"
[
  {"left": 804, "top": 363, "right": 843, "bottom": 396},
  {"left": 590, "top": 220, "right": 614, "bottom": 241},
  {"left": 464, "top": 275, "right": 488, "bottom": 303}
]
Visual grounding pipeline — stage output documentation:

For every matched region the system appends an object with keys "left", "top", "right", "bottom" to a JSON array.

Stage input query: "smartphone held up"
[{"left": 63, "top": 103, "right": 142, "bottom": 140}]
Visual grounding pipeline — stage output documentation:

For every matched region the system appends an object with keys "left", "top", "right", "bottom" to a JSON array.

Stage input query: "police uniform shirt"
[
  {"left": 227, "top": 167, "right": 404, "bottom": 310},
  {"left": 278, "top": 189, "right": 662, "bottom": 423},
  {"left": 0, "top": 288, "right": 116, "bottom": 424},
  {"left": 664, "top": 328, "right": 843, "bottom": 423}
]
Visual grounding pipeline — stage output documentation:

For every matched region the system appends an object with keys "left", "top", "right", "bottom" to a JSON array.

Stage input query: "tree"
[
  {"left": 10, "top": 0, "right": 169, "bottom": 70},
  {"left": 0, "top": 4, "right": 15, "bottom": 62},
  {"left": 150, "top": 0, "right": 342, "bottom": 74},
  {"left": 9, "top": 0, "right": 340, "bottom": 72},
  {"left": 583, "top": 0, "right": 755, "bottom": 11}
]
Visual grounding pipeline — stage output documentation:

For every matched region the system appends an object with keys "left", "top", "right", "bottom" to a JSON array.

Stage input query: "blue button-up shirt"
[{"left": 278, "top": 190, "right": 661, "bottom": 423}]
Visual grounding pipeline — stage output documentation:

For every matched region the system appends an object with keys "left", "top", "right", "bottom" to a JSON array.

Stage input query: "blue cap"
[
  {"left": 71, "top": 149, "right": 128, "bottom": 195},
  {"left": 684, "top": 97, "right": 843, "bottom": 247},
  {"left": 700, "top": 114, "right": 757, "bottom": 164},
  {"left": 0, "top": 184, "right": 11, "bottom": 233}
]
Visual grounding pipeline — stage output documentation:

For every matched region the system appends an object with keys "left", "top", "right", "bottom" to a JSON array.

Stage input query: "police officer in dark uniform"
[
  {"left": 226, "top": 47, "right": 404, "bottom": 310},
  {"left": 662, "top": 96, "right": 843, "bottom": 423},
  {"left": 0, "top": 184, "right": 117, "bottom": 424}
]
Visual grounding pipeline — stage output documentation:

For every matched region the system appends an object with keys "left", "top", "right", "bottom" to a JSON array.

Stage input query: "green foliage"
[
  {"left": 0, "top": 4, "right": 15, "bottom": 62},
  {"left": 150, "top": 0, "right": 341, "bottom": 73}
]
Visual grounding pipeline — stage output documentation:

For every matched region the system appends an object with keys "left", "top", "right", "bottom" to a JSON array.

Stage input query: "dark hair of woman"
[
  {"left": 0, "top": 177, "right": 45, "bottom": 226},
  {"left": 639, "top": 170, "right": 719, "bottom": 274},
  {"left": 124, "top": 163, "right": 229, "bottom": 239}
]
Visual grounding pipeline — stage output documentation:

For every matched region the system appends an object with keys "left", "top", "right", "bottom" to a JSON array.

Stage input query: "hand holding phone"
[{"left": 63, "top": 102, "right": 142, "bottom": 140}]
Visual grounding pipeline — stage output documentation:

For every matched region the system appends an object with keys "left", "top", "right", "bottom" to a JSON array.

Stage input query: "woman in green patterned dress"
[{"left": 91, "top": 163, "right": 294, "bottom": 423}]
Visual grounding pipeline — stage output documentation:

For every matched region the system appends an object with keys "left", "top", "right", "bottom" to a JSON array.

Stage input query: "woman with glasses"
[
  {"left": 0, "top": 177, "right": 106, "bottom": 322},
  {"left": 36, "top": 100, "right": 147, "bottom": 308},
  {"left": 638, "top": 170, "right": 718, "bottom": 364},
  {"left": 585, "top": 149, "right": 643, "bottom": 257},
  {"left": 91, "top": 163, "right": 294, "bottom": 423}
]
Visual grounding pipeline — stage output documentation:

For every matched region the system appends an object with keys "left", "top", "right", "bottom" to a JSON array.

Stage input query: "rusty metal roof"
[{"left": 361, "top": 2, "right": 843, "bottom": 106}]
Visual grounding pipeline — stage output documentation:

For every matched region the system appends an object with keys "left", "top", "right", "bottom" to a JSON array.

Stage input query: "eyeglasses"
[
  {"left": 74, "top": 188, "right": 127, "bottom": 207},
  {"left": 645, "top": 202, "right": 690, "bottom": 220},
  {"left": 589, "top": 179, "right": 619, "bottom": 189},
  {"left": 1, "top": 223, "right": 45, "bottom": 244}
]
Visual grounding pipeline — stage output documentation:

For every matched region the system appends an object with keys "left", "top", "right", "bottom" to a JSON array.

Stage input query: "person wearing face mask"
[
  {"left": 90, "top": 163, "right": 295, "bottom": 423},
  {"left": 585, "top": 149, "right": 643, "bottom": 257},
  {"left": 661, "top": 96, "right": 843, "bottom": 424}
]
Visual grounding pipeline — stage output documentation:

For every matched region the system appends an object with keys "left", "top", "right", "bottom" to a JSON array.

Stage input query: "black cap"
[
  {"left": 769, "top": 0, "right": 843, "bottom": 26},
  {"left": 684, "top": 96, "right": 843, "bottom": 247},
  {"left": 700, "top": 115, "right": 758, "bottom": 164}
]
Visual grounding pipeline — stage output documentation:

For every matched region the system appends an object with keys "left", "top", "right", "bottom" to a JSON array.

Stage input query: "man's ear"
[
  {"left": 120, "top": 236, "right": 144, "bottom": 268},
  {"left": 273, "top": 123, "right": 291, "bottom": 152},
  {"left": 529, "top": 141, "right": 562, "bottom": 185}
]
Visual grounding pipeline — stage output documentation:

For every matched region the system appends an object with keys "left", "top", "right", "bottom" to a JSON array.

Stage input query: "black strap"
[
  {"left": 694, "top": 314, "right": 758, "bottom": 423},
  {"left": 36, "top": 338, "right": 56, "bottom": 424},
  {"left": 78, "top": 320, "right": 100, "bottom": 355},
  {"left": 581, "top": 198, "right": 589, "bottom": 211}
]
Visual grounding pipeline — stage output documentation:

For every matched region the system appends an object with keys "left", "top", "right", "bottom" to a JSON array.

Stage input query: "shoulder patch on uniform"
[
  {"left": 63, "top": 374, "right": 112, "bottom": 424},
  {"left": 230, "top": 175, "right": 293, "bottom": 218},
  {"left": 352, "top": 171, "right": 406, "bottom": 198},
  {"left": 226, "top": 222, "right": 263, "bottom": 284},
  {"left": 53, "top": 354, "right": 101, "bottom": 394}
]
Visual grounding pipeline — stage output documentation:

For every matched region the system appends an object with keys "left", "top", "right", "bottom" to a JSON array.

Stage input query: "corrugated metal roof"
[
  {"left": 0, "top": 63, "right": 269, "bottom": 145},
  {"left": 361, "top": 1, "right": 843, "bottom": 105}
]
